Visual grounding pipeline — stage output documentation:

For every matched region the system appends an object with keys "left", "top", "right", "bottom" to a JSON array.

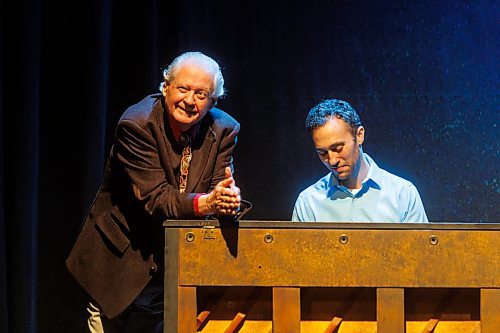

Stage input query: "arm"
[
  {"left": 291, "top": 193, "right": 314, "bottom": 222},
  {"left": 209, "top": 123, "right": 240, "bottom": 190},
  {"left": 114, "top": 119, "right": 196, "bottom": 219},
  {"left": 199, "top": 124, "right": 242, "bottom": 216},
  {"left": 114, "top": 117, "right": 241, "bottom": 219},
  {"left": 198, "top": 167, "right": 241, "bottom": 216},
  {"left": 291, "top": 205, "right": 303, "bottom": 222},
  {"left": 401, "top": 184, "right": 429, "bottom": 222}
]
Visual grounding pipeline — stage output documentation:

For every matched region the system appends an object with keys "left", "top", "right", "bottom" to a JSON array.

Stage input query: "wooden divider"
[
  {"left": 273, "top": 287, "right": 300, "bottom": 333},
  {"left": 377, "top": 288, "right": 404, "bottom": 332},
  {"left": 164, "top": 221, "right": 500, "bottom": 333}
]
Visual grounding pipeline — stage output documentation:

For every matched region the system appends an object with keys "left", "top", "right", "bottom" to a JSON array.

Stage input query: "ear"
[
  {"left": 356, "top": 126, "right": 365, "bottom": 145},
  {"left": 161, "top": 80, "right": 170, "bottom": 96}
]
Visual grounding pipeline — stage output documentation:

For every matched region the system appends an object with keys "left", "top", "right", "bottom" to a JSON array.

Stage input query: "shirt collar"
[{"left": 327, "top": 153, "right": 382, "bottom": 196}]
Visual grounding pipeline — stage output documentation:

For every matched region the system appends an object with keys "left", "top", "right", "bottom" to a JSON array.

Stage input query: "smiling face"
[
  {"left": 312, "top": 116, "right": 366, "bottom": 188},
  {"left": 163, "top": 65, "right": 216, "bottom": 131}
]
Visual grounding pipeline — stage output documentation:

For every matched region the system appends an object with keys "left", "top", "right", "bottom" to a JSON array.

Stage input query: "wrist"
[
  {"left": 193, "top": 193, "right": 204, "bottom": 216},
  {"left": 197, "top": 193, "right": 215, "bottom": 216}
]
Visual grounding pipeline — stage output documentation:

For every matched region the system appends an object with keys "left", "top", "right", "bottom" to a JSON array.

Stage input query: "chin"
[
  {"left": 175, "top": 115, "right": 197, "bottom": 125},
  {"left": 336, "top": 173, "right": 351, "bottom": 180},
  {"left": 181, "top": 118, "right": 197, "bottom": 124}
]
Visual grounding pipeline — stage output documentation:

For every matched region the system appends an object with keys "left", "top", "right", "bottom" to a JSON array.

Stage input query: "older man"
[
  {"left": 292, "top": 99, "right": 428, "bottom": 223},
  {"left": 67, "top": 51, "right": 246, "bottom": 332}
]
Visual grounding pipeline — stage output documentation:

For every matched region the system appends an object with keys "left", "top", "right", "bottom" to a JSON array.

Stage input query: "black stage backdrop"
[{"left": 1, "top": 0, "right": 498, "bottom": 332}]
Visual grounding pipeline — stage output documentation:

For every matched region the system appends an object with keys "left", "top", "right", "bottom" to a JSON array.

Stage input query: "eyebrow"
[
  {"left": 316, "top": 142, "right": 345, "bottom": 150},
  {"left": 174, "top": 82, "right": 211, "bottom": 90}
]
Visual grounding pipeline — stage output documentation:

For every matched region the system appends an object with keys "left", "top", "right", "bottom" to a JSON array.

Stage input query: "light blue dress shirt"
[{"left": 292, "top": 154, "right": 428, "bottom": 222}]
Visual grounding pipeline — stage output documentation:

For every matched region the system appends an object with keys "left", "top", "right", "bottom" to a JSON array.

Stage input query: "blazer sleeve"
[
  {"left": 113, "top": 118, "right": 196, "bottom": 220},
  {"left": 208, "top": 122, "right": 240, "bottom": 191}
]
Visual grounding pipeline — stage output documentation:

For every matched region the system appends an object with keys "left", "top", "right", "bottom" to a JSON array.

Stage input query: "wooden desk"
[{"left": 164, "top": 221, "right": 499, "bottom": 332}]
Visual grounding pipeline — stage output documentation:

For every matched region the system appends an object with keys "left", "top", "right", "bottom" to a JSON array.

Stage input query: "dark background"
[{"left": 1, "top": 0, "right": 498, "bottom": 332}]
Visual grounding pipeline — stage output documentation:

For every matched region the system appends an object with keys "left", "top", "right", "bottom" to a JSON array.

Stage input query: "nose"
[
  {"left": 328, "top": 151, "right": 340, "bottom": 167},
  {"left": 184, "top": 91, "right": 195, "bottom": 105}
]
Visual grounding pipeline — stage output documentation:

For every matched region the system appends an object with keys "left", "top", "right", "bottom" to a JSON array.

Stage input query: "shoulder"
[
  {"left": 207, "top": 107, "right": 240, "bottom": 132},
  {"left": 378, "top": 168, "right": 414, "bottom": 188},
  {"left": 292, "top": 174, "right": 330, "bottom": 222},
  {"left": 366, "top": 154, "right": 415, "bottom": 190},
  {"left": 373, "top": 165, "right": 423, "bottom": 204},
  {"left": 119, "top": 94, "right": 163, "bottom": 127}
]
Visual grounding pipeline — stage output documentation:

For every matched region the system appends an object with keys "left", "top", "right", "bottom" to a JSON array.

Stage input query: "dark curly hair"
[{"left": 305, "top": 99, "right": 362, "bottom": 137}]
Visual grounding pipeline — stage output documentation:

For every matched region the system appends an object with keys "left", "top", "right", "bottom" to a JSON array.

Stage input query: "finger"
[
  {"left": 216, "top": 198, "right": 240, "bottom": 208},
  {"left": 224, "top": 166, "right": 236, "bottom": 187},
  {"left": 221, "top": 194, "right": 241, "bottom": 203},
  {"left": 218, "top": 201, "right": 240, "bottom": 209},
  {"left": 218, "top": 187, "right": 240, "bottom": 198},
  {"left": 217, "top": 196, "right": 235, "bottom": 204},
  {"left": 217, "top": 177, "right": 234, "bottom": 189},
  {"left": 215, "top": 186, "right": 238, "bottom": 199},
  {"left": 217, "top": 207, "right": 239, "bottom": 216},
  {"left": 224, "top": 166, "right": 232, "bottom": 179}
]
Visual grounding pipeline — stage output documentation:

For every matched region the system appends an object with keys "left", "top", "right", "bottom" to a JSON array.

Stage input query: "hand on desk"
[{"left": 200, "top": 167, "right": 241, "bottom": 216}]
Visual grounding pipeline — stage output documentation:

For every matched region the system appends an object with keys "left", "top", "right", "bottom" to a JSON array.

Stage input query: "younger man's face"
[{"left": 312, "top": 117, "right": 364, "bottom": 182}]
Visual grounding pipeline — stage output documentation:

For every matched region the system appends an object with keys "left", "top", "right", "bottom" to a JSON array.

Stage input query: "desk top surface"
[{"left": 163, "top": 220, "right": 500, "bottom": 230}]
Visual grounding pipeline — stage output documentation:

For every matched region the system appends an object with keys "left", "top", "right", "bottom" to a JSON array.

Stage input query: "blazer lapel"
[
  {"left": 186, "top": 122, "right": 216, "bottom": 193},
  {"left": 154, "top": 98, "right": 178, "bottom": 188}
]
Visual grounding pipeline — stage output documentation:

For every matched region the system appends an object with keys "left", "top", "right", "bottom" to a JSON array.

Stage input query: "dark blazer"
[{"left": 66, "top": 94, "right": 240, "bottom": 318}]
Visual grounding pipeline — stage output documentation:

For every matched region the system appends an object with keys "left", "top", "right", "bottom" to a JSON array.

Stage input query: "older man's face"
[{"left": 163, "top": 65, "right": 215, "bottom": 131}]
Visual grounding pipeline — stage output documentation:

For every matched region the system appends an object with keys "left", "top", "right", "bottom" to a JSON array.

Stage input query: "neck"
[
  {"left": 167, "top": 113, "right": 198, "bottom": 141},
  {"left": 340, "top": 153, "right": 369, "bottom": 189}
]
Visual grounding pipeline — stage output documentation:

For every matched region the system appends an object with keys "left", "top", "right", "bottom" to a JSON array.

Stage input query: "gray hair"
[{"left": 159, "top": 51, "right": 226, "bottom": 99}]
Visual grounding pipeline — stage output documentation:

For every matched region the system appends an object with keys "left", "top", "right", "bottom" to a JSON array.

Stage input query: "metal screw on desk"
[
  {"left": 264, "top": 233, "right": 273, "bottom": 243},
  {"left": 429, "top": 235, "right": 439, "bottom": 245},
  {"left": 339, "top": 234, "right": 349, "bottom": 244},
  {"left": 186, "top": 232, "right": 195, "bottom": 242}
]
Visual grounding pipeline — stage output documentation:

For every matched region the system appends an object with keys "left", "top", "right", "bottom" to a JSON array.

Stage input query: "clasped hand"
[{"left": 203, "top": 167, "right": 241, "bottom": 216}]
